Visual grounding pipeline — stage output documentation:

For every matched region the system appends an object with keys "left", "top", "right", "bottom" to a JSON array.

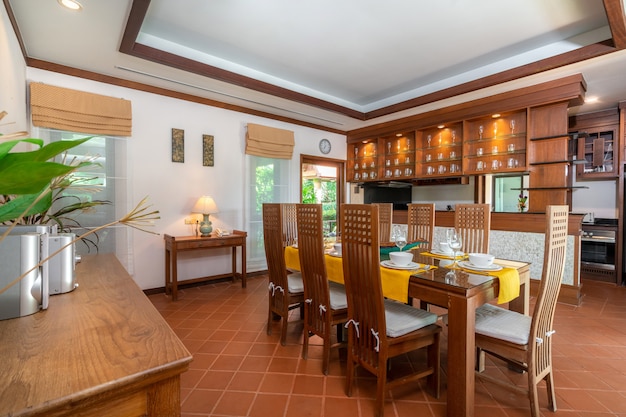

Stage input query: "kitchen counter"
[{"left": 0, "top": 253, "right": 192, "bottom": 417}]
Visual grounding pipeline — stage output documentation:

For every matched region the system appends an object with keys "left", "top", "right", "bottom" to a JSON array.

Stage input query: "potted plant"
[{"left": 0, "top": 132, "right": 159, "bottom": 296}]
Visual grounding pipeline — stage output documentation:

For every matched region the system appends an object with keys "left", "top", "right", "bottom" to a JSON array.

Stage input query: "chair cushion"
[
  {"left": 383, "top": 299, "right": 438, "bottom": 338},
  {"left": 328, "top": 281, "right": 347, "bottom": 310},
  {"left": 287, "top": 272, "right": 304, "bottom": 293},
  {"left": 475, "top": 303, "right": 531, "bottom": 345}
]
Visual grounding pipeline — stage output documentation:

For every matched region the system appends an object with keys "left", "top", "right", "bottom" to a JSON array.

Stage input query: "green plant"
[{"left": 0, "top": 134, "right": 160, "bottom": 295}]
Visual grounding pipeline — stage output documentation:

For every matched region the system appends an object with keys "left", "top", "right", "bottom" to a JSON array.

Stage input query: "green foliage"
[
  {"left": 302, "top": 180, "right": 316, "bottom": 203},
  {"left": 0, "top": 137, "right": 102, "bottom": 226}
]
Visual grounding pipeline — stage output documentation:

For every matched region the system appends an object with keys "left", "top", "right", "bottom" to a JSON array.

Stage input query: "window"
[
  {"left": 37, "top": 128, "right": 132, "bottom": 272},
  {"left": 492, "top": 174, "right": 529, "bottom": 212},
  {"left": 245, "top": 155, "right": 291, "bottom": 271}
]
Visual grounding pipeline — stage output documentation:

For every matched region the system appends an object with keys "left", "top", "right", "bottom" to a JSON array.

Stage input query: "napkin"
[{"left": 456, "top": 264, "right": 520, "bottom": 304}]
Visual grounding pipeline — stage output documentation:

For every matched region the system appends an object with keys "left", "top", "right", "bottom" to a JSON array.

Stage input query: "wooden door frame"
[{"left": 300, "top": 154, "right": 345, "bottom": 234}]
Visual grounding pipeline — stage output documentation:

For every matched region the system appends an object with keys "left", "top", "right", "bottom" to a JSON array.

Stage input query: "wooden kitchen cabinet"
[
  {"left": 348, "top": 139, "right": 380, "bottom": 182},
  {"left": 573, "top": 126, "right": 618, "bottom": 179},
  {"left": 416, "top": 123, "right": 463, "bottom": 178},
  {"left": 463, "top": 111, "right": 527, "bottom": 175},
  {"left": 381, "top": 132, "right": 416, "bottom": 180},
  {"left": 569, "top": 109, "right": 620, "bottom": 180}
]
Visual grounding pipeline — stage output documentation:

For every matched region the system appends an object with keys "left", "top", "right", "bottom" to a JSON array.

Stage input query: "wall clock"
[{"left": 319, "top": 138, "right": 331, "bottom": 154}]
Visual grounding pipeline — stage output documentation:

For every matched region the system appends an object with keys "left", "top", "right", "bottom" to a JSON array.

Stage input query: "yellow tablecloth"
[
  {"left": 284, "top": 246, "right": 431, "bottom": 303},
  {"left": 421, "top": 251, "right": 520, "bottom": 304}
]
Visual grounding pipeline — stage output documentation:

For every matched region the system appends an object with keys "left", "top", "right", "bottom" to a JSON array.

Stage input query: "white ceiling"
[{"left": 6, "top": 0, "right": 626, "bottom": 132}]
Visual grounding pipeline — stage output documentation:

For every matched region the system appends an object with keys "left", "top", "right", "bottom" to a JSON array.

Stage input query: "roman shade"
[
  {"left": 30, "top": 83, "right": 132, "bottom": 136},
  {"left": 245, "top": 123, "right": 294, "bottom": 159}
]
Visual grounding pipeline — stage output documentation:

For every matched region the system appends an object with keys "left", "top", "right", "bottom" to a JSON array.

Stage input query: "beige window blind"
[
  {"left": 30, "top": 83, "right": 132, "bottom": 136},
  {"left": 245, "top": 123, "right": 294, "bottom": 159}
]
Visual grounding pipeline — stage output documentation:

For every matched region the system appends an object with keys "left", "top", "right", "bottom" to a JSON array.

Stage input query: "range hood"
[{"left": 363, "top": 181, "right": 412, "bottom": 188}]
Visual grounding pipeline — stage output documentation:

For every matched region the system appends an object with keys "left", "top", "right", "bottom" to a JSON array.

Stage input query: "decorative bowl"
[
  {"left": 389, "top": 251, "right": 413, "bottom": 266},
  {"left": 468, "top": 253, "right": 495, "bottom": 268}
]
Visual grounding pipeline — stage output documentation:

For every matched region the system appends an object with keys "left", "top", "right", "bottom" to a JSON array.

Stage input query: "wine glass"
[
  {"left": 478, "top": 125, "right": 484, "bottom": 139},
  {"left": 395, "top": 230, "right": 407, "bottom": 252},
  {"left": 510, "top": 119, "right": 516, "bottom": 135},
  {"left": 447, "top": 229, "right": 463, "bottom": 268}
]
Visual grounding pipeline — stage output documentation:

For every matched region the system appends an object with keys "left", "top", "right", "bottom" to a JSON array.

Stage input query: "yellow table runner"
[
  {"left": 284, "top": 246, "right": 431, "bottom": 303},
  {"left": 420, "top": 251, "right": 520, "bottom": 304}
]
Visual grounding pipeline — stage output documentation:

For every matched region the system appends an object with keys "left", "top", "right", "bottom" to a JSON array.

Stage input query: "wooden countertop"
[{"left": 0, "top": 254, "right": 192, "bottom": 417}]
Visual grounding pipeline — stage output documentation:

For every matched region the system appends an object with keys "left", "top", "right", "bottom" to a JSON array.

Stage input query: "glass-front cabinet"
[
  {"left": 348, "top": 139, "right": 379, "bottom": 182},
  {"left": 346, "top": 110, "right": 529, "bottom": 183},
  {"left": 463, "top": 111, "right": 527, "bottom": 175},
  {"left": 574, "top": 126, "right": 618, "bottom": 179},
  {"left": 417, "top": 123, "right": 463, "bottom": 177},
  {"left": 381, "top": 132, "right": 415, "bottom": 180}
]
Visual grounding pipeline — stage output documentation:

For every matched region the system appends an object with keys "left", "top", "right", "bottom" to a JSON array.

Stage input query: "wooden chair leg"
[
  {"left": 375, "top": 367, "right": 387, "bottom": 417},
  {"left": 545, "top": 372, "right": 557, "bottom": 412},
  {"left": 346, "top": 357, "right": 355, "bottom": 397},
  {"left": 322, "top": 336, "right": 331, "bottom": 375},
  {"left": 427, "top": 332, "right": 441, "bottom": 398},
  {"left": 529, "top": 375, "right": 540, "bottom": 417}
]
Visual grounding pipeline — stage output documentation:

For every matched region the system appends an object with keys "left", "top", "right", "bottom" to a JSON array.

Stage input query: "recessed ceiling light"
[
  {"left": 437, "top": 125, "right": 445, "bottom": 129},
  {"left": 396, "top": 133, "right": 402, "bottom": 137},
  {"left": 58, "top": 0, "right": 83, "bottom": 11},
  {"left": 585, "top": 96, "right": 599, "bottom": 103},
  {"left": 492, "top": 113, "right": 501, "bottom": 118}
]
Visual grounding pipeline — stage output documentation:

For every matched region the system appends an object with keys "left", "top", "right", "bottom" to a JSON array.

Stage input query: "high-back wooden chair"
[
  {"left": 372, "top": 203, "right": 393, "bottom": 242},
  {"left": 407, "top": 203, "right": 435, "bottom": 250},
  {"left": 262, "top": 203, "right": 304, "bottom": 346},
  {"left": 341, "top": 203, "right": 441, "bottom": 417},
  {"left": 296, "top": 204, "right": 348, "bottom": 374},
  {"left": 454, "top": 203, "right": 491, "bottom": 254},
  {"left": 474, "top": 205, "right": 569, "bottom": 417},
  {"left": 282, "top": 203, "right": 298, "bottom": 247}
]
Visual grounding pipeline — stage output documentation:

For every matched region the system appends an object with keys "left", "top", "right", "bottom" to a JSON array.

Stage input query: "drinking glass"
[
  {"left": 447, "top": 229, "right": 463, "bottom": 268},
  {"left": 395, "top": 231, "right": 407, "bottom": 252}
]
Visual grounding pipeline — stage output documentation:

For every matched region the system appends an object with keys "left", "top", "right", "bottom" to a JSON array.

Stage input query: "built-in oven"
[{"left": 581, "top": 218, "right": 617, "bottom": 284}]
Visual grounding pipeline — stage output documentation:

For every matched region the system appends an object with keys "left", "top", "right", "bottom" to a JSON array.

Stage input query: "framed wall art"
[
  {"left": 171, "top": 128, "right": 184, "bottom": 163},
  {"left": 203, "top": 134, "right": 214, "bottom": 166}
]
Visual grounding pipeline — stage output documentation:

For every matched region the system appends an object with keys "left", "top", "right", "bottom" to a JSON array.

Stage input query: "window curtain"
[
  {"left": 245, "top": 123, "right": 294, "bottom": 159},
  {"left": 29, "top": 83, "right": 132, "bottom": 136}
]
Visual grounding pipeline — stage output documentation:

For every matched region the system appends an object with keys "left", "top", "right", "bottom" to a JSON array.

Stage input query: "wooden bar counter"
[{"left": 0, "top": 254, "right": 192, "bottom": 417}]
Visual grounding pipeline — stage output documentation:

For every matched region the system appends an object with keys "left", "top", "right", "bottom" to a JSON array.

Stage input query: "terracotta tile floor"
[{"left": 149, "top": 276, "right": 626, "bottom": 417}]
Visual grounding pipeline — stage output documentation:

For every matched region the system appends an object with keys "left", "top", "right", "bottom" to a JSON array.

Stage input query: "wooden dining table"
[{"left": 409, "top": 254, "right": 530, "bottom": 417}]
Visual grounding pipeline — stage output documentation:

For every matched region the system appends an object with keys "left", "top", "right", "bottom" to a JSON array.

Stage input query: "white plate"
[
  {"left": 380, "top": 260, "right": 424, "bottom": 270},
  {"left": 430, "top": 249, "right": 455, "bottom": 257},
  {"left": 458, "top": 260, "right": 503, "bottom": 272},
  {"left": 327, "top": 251, "right": 342, "bottom": 257}
]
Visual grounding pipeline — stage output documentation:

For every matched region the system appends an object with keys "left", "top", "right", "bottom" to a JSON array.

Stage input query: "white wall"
[
  {"left": 571, "top": 173, "right": 618, "bottom": 219},
  {"left": 0, "top": 5, "right": 27, "bottom": 136},
  {"left": 24, "top": 68, "right": 346, "bottom": 290}
]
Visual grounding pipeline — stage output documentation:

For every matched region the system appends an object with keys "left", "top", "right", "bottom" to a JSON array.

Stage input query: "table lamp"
[{"left": 192, "top": 196, "right": 219, "bottom": 236}]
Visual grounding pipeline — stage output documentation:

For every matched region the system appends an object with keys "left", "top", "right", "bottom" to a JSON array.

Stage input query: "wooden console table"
[
  {"left": 164, "top": 230, "right": 247, "bottom": 301},
  {"left": 0, "top": 254, "right": 192, "bottom": 417}
]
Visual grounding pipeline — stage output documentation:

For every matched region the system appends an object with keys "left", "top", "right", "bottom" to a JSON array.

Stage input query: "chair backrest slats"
[
  {"left": 407, "top": 203, "right": 435, "bottom": 250},
  {"left": 341, "top": 204, "right": 387, "bottom": 366},
  {"left": 373, "top": 203, "right": 393, "bottom": 243},
  {"left": 282, "top": 203, "right": 298, "bottom": 247},
  {"left": 296, "top": 204, "right": 330, "bottom": 331},
  {"left": 531, "top": 205, "right": 568, "bottom": 375},
  {"left": 262, "top": 203, "right": 289, "bottom": 293},
  {"left": 454, "top": 203, "right": 491, "bottom": 254}
]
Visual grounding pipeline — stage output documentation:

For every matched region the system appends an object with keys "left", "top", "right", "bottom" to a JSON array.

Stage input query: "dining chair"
[
  {"left": 454, "top": 203, "right": 491, "bottom": 254},
  {"left": 341, "top": 203, "right": 441, "bottom": 417},
  {"left": 262, "top": 203, "right": 305, "bottom": 346},
  {"left": 372, "top": 202, "right": 393, "bottom": 242},
  {"left": 407, "top": 203, "right": 435, "bottom": 250},
  {"left": 296, "top": 204, "right": 348, "bottom": 374},
  {"left": 474, "top": 205, "right": 569, "bottom": 417}
]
